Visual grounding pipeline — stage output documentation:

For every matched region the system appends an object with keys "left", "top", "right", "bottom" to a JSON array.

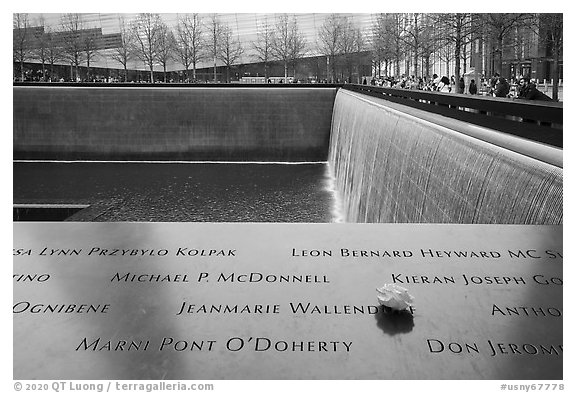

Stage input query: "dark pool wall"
[{"left": 13, "top": 86, "right": 338, "bottom": 161}]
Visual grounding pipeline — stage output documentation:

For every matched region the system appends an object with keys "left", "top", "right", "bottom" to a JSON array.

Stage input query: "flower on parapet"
[{"left": 376, "top": 283, "right": 414, "bottom": 311}]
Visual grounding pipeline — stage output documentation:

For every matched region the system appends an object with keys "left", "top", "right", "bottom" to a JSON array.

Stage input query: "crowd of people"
[
  {"left": 363, "top": 72, "right": 554, "bottom": 101},
  {"left": 16, "top": 66, "right": 555, "bottom": 101},
  {"left": 485, "top": 72, "right": 553, "bottom": 101}
]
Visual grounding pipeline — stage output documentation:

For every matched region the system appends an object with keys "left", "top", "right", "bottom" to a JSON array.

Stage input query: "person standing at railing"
[
  {"left": 436, "top": 76, "right": 451, "bottom": 92},
  {"left": 516, "top": 77, "right": 553, "bottom": 101},
  {"left": 468, "top": 79, "right": 478, "bottom": 95},
  {"left": 493, "top": 77, "right": 510, "bottom": 98},
  {"left": 488, "top": 72, "right": 500, "bottom": 95},
  {"left": 431, "top": 73, "right": 440, "bottom": 90}
]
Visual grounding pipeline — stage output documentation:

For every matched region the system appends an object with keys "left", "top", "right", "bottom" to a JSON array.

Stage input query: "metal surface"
[{"left": 13, "top": 223, "right": 562, "bottom": 379}]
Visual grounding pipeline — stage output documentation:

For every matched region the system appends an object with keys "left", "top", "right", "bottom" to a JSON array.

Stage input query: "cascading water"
[{"left": 328, "top": 89, "right": 563, "bottom": 224}]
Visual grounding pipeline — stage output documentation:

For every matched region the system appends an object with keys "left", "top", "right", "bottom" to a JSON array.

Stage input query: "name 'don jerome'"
[{"left": 426, "top": 338, "right": 562, "bottom": 357}]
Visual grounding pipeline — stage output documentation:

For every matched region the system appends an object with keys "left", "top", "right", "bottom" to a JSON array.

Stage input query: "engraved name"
[
  {"left": 427, "top": 339, "right": 563, "bottom": 356},
  {"left": 491, "top": 304, "right": 562, "bottom": 317},
  {"left": 13, "top": 301, "right": 110, "bottom": 314},
  {"left": 217, "top": 272, "right": 330, "bottom": 283}
]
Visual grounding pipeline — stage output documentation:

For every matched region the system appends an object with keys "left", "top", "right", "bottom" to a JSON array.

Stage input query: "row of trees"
[
  {"left": 13, "top": 13, "right": 562, "bottom": 96},
  {"left": 13, "top": 13, "right": 310, "bottom": 83},
  {"left": 14, "top": 13, "right": 107, "bottom": 83},
  {"left": 370, "top": 13, "right": 563, "bottom": 98}
]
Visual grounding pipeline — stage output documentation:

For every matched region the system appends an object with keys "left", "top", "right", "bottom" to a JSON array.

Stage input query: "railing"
[{"left": 343, "top": 84, "right": 563, "bottom": 148}]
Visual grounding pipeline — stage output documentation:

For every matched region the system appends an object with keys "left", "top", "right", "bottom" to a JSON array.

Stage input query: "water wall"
[
  {"left": 13, "top": 86, "right": 337, "bottom": 161},
  {"left": 328, "top": 89, "right": 563, "bottom": 224}
]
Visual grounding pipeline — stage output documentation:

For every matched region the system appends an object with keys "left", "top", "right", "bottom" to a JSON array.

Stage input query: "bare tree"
[
  {"left": 378, "top": 13, "right": 405, "bottom": 78},
  {"left": 402, "top": 13, "right": 425, "bottom": 77},
  {"left": 271, "top": 14, "right": 306, "bottom": 82},
  {"left": 110, "top": 16, "right": 134, "bottom": 82},
  {"left": 174, "top": 14, "right": 205, "bottom": 82},
  {"left": 288, "top": 17, "right": 307, "bottom": 80},
  {"left": 82, "top": 28, "right": 100, "bottom": 81},
  {"left": 252, "top": 17, "right": 274, "bottom": 79},
  {"left": 437, "top": 39, "right": 455, "bottom": 78},
  {"left": 60, "top": 13, "right": 85, "bottom": 81},
  {"left": 317, "top": 14, "right": 344, "bottom": 83},
  {"left": 207, "top": 14, "right": 224, "bottom": 82},
  {"left": 370, "top": 15, "right": 385, "bottom": 77},
  {"left": 352, "top": 28, "right": 366, "bottom": 82},
  {"left": 31, "top": 15, "right": 49, "bottom": 81},
  {"left": 372, "top": 13, "right": 402, "bottom": 78},
  {"left": 156, "top": 22, "right": 176, "bottom": 82},
  {"left": 418, "top": 17, "right": 436, "bottom": 79},
  {"left": 45, "top": 25, "right": 65, "bottom": 81},
  {"left": 131, "top": 13, "right": 164, "bottom": 83},
  {"left": 218, "top": 24, "right": 244, "bottom": 83},
  {"left": 339, "top": 18, "right": 364, "bottom": 83},
  {"left": 480, "top": 13, "right": 532, "bottom": 75},
  {"left": 432, "top": 13, "right": 476, "bottom": 93},
  {"left": 13, "top": 13, "right": 33, "bottom": 81},
  {"left": 271, "top": 14, "right": 293, "bottom": 82},
  {"left": 539, "top": 13, "right": 562, "bottom": 101}
]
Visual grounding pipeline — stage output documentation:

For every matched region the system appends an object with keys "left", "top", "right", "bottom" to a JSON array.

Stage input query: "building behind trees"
[{"left": 13, "top": 13, "right": 562, "bottom": 89}]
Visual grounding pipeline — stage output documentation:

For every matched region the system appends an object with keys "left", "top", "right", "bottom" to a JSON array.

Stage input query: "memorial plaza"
[{"left": 13, "top": 12, "right": 563, "bottom": 385}]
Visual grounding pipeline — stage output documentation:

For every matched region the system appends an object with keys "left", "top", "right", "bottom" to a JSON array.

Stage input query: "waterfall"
[{"left": 328, "top": 89, "right": 563, "bottom": 224}]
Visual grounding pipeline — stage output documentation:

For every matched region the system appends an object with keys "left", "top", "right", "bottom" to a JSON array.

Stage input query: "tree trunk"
[
  {"left": 494, "top": 37, "right": 504, "bottom": 75},
  {"left": 332, "top": 58, "right": 337, "bottom": 83},
  {"left": 347, "top": 60, "right": 352, "bottom": 83},
  {"left": 552, "top": 47, "right": 560, "bottom": 101},
  {"left": 405, "top": 56, "right": 410, "bottom": 77},
  {"left": 454, "top": 40, "right": 461, "bottom": 93}
]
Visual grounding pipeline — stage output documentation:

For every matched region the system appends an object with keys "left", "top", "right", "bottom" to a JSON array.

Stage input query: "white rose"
[{"left": 376, "top": 284, "right": 414, "bottom": 310}]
